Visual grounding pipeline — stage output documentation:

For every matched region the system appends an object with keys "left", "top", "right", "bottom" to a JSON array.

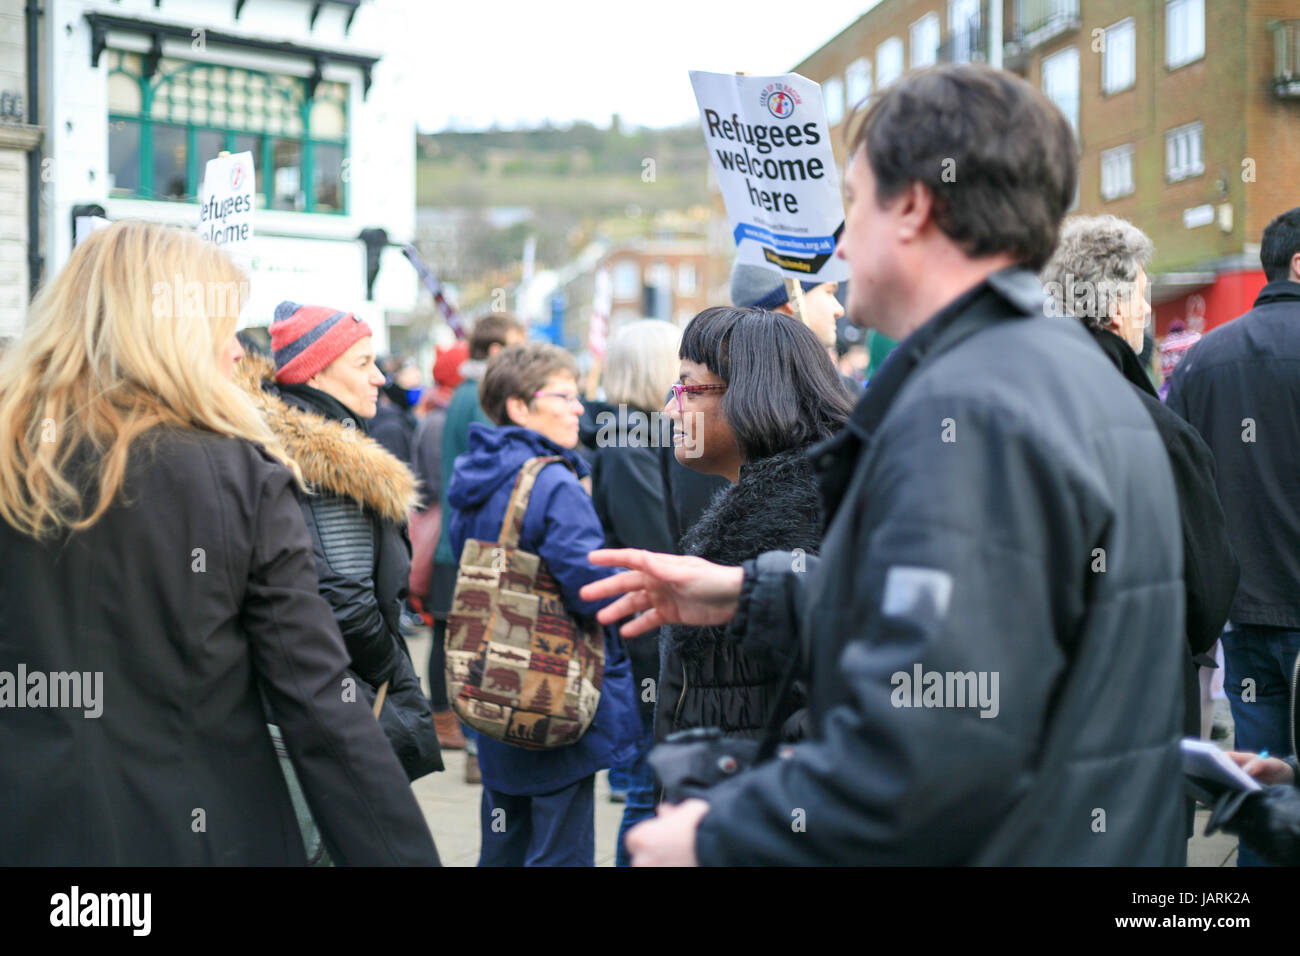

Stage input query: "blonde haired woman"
[{"left": 0, "top": 221, "right": 438, "bottom": 865}]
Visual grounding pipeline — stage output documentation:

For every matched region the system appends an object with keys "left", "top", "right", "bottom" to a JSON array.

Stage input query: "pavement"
[{"left": 404, "top": 626, "right": 1241, "bottom": 867}]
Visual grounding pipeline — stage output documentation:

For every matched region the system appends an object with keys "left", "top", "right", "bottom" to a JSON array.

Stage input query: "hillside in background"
[
  {"left": 415, "top": 120, "right": 714, "bottom": 282},
  {"left": 417, "top": 120, "right": 710, "bottom": 212}
]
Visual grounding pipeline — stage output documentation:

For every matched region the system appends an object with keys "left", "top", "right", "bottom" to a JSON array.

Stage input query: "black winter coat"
[
  {"left": 693, "top": 268, "right": 1187, "bottom": 865},
  {"left": 370, "top": 402, "right": 417, "bottom": 464},
  {"left": 0, "top": 427, "right": 439, "bottom": 865},
  {"left": 586, "top": 407, "right": 677, "bottom": 721},
  {"left": 1089, "top": 326, "right": 1239, "bottom": 740},
  {"left": 1167, "top": 280, "right": 1300, "bottom": 629},
  {"left": 655, "top": 448, "right": 824, "bottom": 743}
]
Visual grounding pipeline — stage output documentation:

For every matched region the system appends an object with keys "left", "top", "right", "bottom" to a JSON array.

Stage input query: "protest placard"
[
  {"left": 689, "top": 71, "right": 848, "bottom": 286},
  {"left": 198, "top": 151, "right": 255, "bottom": 253}
]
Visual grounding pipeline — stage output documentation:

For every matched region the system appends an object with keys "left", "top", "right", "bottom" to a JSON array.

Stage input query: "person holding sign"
[
  {"left": 583, "top": 64, "right": 1187, "bottom": 866},
  {"left": 729, "top": 262, "right": 842, "bottom": 351}
]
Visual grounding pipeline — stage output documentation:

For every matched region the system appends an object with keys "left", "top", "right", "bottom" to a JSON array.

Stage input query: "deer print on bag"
[{"left": 497, "top": 603, "right": 535, "bottom": 643}]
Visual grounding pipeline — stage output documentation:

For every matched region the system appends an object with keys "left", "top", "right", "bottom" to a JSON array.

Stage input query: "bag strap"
[{"left": 497, "top": 456, "right": 572, "bottom": 549}]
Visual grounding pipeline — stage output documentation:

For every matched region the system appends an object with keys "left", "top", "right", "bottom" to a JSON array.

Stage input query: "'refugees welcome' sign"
[{"left": 689, "top": 71, "right": 848, "bottom": 283}]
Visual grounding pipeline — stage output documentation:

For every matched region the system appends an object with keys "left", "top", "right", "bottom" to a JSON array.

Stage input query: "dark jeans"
[
  {"left": 614, "top": 708, "right": 657, "bottom": 867},
  {"left": 1221, "top": 624, "right": 1300, "bottom": 867},
  {"left": 478, "top": 776, "right": 595, "bottom": 867},
  {"left": 427, "top": 561, "right": 457, "bottom": 713},
  {"left": 427, "top": 617, "right": 449, "bottom": 711}
]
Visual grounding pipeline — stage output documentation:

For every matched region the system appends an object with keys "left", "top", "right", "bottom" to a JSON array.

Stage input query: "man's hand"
[
  {"left": 580, "top": 549, "right": 744, "bottom": 638},
  {"left": 625, "top": 799, "right": 710, "bottom": 866},
  {"left": 1227, "top": 750, "right": 1296, "bottom": 785}
]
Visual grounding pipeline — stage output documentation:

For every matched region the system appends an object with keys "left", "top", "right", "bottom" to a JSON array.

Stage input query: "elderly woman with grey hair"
[
  {"left": 1041, "top": 213, "right": 1154, "bottom": 353},
  {"left": 1043, "top": 215, "right": 1240, "bottom": 853},
  {"left": 580, "top": 319, "right": 682, "bottom": 865}
]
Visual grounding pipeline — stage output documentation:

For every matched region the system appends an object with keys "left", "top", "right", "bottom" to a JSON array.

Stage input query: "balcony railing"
[
  {"left": 1011, "top": 0, "right": 1081, "bottom": 51},
  {"left": 1272, "top": 20, "right": 1300, "bottom": 97},
  {"left": 938, "top": 14, "right": 987, "bottom": 65}
]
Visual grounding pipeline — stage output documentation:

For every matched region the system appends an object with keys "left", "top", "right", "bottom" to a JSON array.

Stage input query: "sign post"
[{"left": 690, "top": 70, "right": 847, "bottom": 322}]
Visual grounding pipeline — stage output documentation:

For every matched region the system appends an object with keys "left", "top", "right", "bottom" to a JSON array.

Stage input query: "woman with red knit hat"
[{"left": 236, "top": 301, "right": 443, "bottom": 862}]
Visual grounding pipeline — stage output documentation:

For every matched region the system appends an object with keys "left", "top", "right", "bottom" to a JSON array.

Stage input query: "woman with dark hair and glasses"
[{"left": 653, "top": 305, "right": 853, "bottom": 745}]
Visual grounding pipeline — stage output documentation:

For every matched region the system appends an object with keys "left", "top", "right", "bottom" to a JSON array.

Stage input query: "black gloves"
[{"left": 1213, "top": 785, "right": 1300, "bottom": 866}]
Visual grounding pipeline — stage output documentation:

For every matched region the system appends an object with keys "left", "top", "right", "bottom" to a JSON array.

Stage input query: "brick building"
[
  {"left": 602, "top": 236, "right": 714, "bottom": 329},
  {"left": 792, "top": 0, "right": 1300, "bottom": 337}
]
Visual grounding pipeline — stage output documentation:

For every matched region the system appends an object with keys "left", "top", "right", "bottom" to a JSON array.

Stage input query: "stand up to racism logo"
[{"left": 761, "top": 81, "right": 801, "bottom": 119}]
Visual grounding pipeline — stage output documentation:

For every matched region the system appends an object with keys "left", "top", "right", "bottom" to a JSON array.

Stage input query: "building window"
[
  {"left": 1041, "top": 46, "right": 1080, "bottom": 133},
  {"left": 823, "top": 76, "right": 844, "bottom": 125},
  {"left": 677, "top": 263, "right": 697, "bottom": 296},
  {"left": 612, "top": 260, "right": 639, "bottom": 300},
  {"left": 877, "top": 37, "right": 904, "bottom": 89},
  {"left": 910, "top": 13, "right": 940, "bottom": 68},
  {"left": 105, "top": 50, "right": 349, "bottom": 213},
  {"left": 846, "top": 57, "right": 872, "bottom": 109},
  {"left": 949, "top": 0, "right": 981, "bottom": 63},
  {"left": 1100, "top": 144, "right": 1135, "bottom": 200},
  {"left": 1166, "top": 0, "right": 1205, "bottom": 70},
  {"left": 1102, "top": 18, "right": 1136, "bottom": 93},
  {"left": 1166, "top": 121, "right": 1204, "bottom": 182}
]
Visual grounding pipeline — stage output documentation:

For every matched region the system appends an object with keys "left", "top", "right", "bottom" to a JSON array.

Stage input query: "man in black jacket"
[
  {"left": 582, "top": 64, "right": 1187, "bottom": 866},
  {"left": 1166, "top": 207, "right": 1300, "bottom": 865}
]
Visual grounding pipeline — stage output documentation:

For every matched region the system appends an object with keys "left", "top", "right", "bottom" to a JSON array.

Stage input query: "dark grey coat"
[{"left": 693, "top": 268, "right": 1188, "bottom": 866}]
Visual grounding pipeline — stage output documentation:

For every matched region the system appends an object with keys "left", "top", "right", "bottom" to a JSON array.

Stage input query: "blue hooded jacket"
[{"left": 447, "top": 423, "right": 640, "bottom": 795}]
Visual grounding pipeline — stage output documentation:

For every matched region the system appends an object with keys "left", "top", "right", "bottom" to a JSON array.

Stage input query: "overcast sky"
[{"left": 380, "top": 0, "right": 881, "bottom": 131}]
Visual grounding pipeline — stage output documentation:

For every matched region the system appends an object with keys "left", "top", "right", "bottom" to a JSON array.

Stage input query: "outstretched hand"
[{"left": 580, "top": 549, "right": 744, "bottom": 638}]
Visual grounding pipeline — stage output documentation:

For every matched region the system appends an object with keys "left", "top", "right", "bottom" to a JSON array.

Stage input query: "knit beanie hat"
[
  {"left": 432, "top": 341, "right": 469, "bottom": 388},
  {"left": 730, "top": 261, "right": 821, "bottom": 310},
  {"left": 270, "top": 301, "right": 373, "bottom": 385}
]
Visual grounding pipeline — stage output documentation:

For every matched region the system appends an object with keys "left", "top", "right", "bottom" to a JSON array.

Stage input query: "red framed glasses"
[{"left": 670, "top": 382, "right": 726, "bottom": 413}]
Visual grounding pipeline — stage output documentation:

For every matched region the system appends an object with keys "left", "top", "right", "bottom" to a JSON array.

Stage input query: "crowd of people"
[{"left": 3, "top": 62, "right": 1300, "bottom": 867}]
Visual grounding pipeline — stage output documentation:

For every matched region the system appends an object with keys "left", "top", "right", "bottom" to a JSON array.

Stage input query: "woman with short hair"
[
  {"left": 0, "top": 221, "right": 438, "bottom": 865},
  {"left": 655, "top": 306, "right": 853, "bottom": 745},
  {"left": 446, "top": 341, "right": 639, "bottom": 866}
]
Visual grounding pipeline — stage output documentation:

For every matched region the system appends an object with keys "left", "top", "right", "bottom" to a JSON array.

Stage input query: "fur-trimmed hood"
[{"left": 234, "top": 354, "right": 419, "bottom": 524}]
